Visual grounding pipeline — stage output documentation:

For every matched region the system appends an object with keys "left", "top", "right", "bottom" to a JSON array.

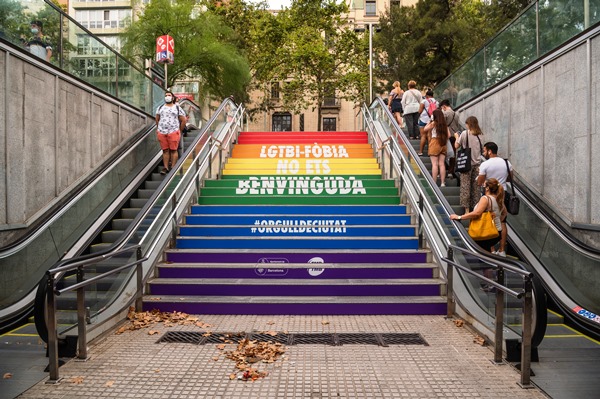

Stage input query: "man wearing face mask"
[
  {"left": 155, "top": 91, "right": 186, "bottom": 175},
  {"left": 27, "top": 21, "right": 52, "bottom": 62}
]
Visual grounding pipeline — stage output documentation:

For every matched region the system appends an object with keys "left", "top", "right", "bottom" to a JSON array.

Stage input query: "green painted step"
[
  {"left": 197, "top": 196, "right": 401, "bottom": 205},
  {"left": 203, "top": 179, "right": 397, "bottom": 188},
  {"left": 199, "top": 187, "right": 399, "bottom": 196},
  {"left": 219, "top": 174, "right": 382, "bottom": 180}
]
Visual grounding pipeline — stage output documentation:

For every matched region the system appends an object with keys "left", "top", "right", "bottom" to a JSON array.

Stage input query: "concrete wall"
[
  {"left": 456, "top": 37, "right": 600, "bottom": 233},
  {"left": 0, "top": 48, "right": 148, "bottom": 231}
]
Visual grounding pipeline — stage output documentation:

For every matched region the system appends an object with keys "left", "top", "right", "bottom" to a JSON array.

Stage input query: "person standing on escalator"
[{"left": 156, "top": 91, "right": 186, "bottom": 175}]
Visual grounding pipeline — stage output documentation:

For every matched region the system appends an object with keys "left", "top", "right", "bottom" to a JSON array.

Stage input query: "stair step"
[
  {"left": 178, "top": 225, "right": 416, "bottom": 237},
  {"left": 203, "top": 179, "right": 396, "bottom": 188},
  {"left": 176, "top": 236, "right": 418, "bottom": 250},
  {"left": 156, "top": 262, "right": 438, "bottom": 279},
  {"left": 142, "top": 295, "right": 447, "bottom": 315},
  {"left": 147, "top": 278, "right": 445, "bottom": 296},
  {"left": 196, "top": 196, "right": 400, "bottom": 205},
  {"left": 190, "top": 204, "right": 408, "bottom": 215},
  {"left": 137, "top": 189, "right": 155, "bottom": 199},
  {"left": 184, "top": 215, "right": 412, "bottom": 225},
  {"left": 165, "top": 249, "right": 430, "bottom": 264},
  {"left": 112, "top": 219, "right": 133, "bottom": 230},
  {"left": 101, "top": 230, "right": 123, "bottom": 243}
]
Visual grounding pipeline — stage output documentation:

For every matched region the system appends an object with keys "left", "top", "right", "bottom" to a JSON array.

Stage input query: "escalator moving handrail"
[
  {"left": 0, "top": 122, "right": 155, "bottom": 254},
  {"left": 365, "top": 98, "right": 547, "bottom": 346}
]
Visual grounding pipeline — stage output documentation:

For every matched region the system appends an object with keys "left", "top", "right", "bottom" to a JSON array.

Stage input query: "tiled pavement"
[{"left": 16, "top": 315, "right": 549, "bottom": 399}]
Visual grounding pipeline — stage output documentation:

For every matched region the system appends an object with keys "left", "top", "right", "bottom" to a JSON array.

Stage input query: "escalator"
[{"left": 0, "top": 98, "right": 205, "bottom": 336}]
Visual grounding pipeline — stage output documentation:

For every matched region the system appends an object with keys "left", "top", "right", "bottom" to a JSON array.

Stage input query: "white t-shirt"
[
  {"left": 419, "top": 98, "right": 437, "bottom": 124},
  {"left": 479, "top": 157, "right": 512, "bottom": 189},
  {"left": 156, "top": 104, "right": 186, "bottom": 134}
]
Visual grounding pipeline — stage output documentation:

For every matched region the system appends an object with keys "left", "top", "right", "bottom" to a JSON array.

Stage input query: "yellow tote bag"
[{"left": 468, "top": 196, "right": 499, "bottom": 241}]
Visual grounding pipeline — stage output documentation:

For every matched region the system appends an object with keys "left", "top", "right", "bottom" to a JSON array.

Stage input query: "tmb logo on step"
[
  {"left": 307, "top": 257, "right": 325, "bottom": 277},
  {"left": 255, "top": 258, "right": 289, "bottom": 277}
]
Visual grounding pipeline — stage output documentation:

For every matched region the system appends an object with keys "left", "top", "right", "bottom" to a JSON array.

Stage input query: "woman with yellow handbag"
[{"left": 450, "top": 178, "right": 504, "bottom": 252}]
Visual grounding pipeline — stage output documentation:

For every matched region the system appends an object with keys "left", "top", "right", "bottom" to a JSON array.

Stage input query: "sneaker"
[
  {"left": 160, "top": 168, "right": 168, "bottom": 175},
  {"left": 441, "top": 183, "right": 446, "bottom": 187},
  {"left": 496, "top": 251, "right": 506, "bottom": 257},
  {"left": 417, "top": 152, "right": 423, "bottom": 156},
  {"left": 480, "top": 284, "right": 496, "bottom": 293}
]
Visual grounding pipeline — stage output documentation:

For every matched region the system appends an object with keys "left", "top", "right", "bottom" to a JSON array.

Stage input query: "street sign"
[{"left": 155, "top": 35, "right": 174, "bottom": 64}]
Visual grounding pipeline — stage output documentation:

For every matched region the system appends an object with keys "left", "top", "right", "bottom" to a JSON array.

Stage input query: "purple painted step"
[
  {"left": 148, "top": 279, "right": 443, "bottom": 296},
  {"left": 165, "top": 250, "right": 429, "bottom": 264},
  {"left": 143, "top": 298, "right": 447, "bottom": 315},
  {"left": 156, "top": 263, "right": 436, "bottom": 279}
]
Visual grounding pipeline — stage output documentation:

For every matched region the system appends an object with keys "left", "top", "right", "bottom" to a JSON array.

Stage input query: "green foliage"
[
  {"left": 376, "top": 0, "right": 530, "bottom": 91},
  {"left": 121, "top": 0, "right": 250, "bottom": 99}
]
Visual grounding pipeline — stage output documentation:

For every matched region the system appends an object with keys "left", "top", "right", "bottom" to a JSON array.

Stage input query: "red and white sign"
[
  {"left": 155, "top": 35, "right": 174, "bottom": 64},
  {"left": 176, "top": 93, "right": 195, "bottom": 102}
]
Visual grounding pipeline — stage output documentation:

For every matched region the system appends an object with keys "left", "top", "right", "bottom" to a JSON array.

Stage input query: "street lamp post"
[{"left": 368, "top": 22, "right": 373, "bottom": 104}]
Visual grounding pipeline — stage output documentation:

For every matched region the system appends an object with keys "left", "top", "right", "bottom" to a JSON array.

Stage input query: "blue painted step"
[
  {"left": 178, "top": 225, "right": 417, "bottom": 237},
  {"left": 176, "top": 237, "right": 419, "bottom": 250},
  {"left": 184, "top": 215, "right": 412, "bottom": 225}
]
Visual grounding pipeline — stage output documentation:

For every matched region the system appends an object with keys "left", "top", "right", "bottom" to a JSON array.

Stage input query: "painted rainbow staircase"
[{"left": 143, "top": 131, "right": 446, "bottom": 314}]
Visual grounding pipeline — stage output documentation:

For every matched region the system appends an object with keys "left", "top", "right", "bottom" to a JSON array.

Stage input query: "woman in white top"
[
  {"left": 401, "top": 80, "right": 422, "bottom": 140},
  {"left": 454, "top": 116, "right": 484, "bottom": 212}
]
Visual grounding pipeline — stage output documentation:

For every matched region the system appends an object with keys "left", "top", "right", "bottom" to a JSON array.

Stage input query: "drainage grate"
[
  {"left": 203, "top": 332, "right": 246, "bottom": 344},
  {"left": 156, "top": 331, "right": 204, "bottom": 345},
  {"left": 247, "top": 332, "right": 289, "bottom": 344},
  {"left": 338, "top": 333, "right": 382, "bottom": 346},
  {"left": 289, "top": 333, "right": 338, "bottom": 346},
  {"left": 381, "top": 333, "right": 428, "bottom": 346},
  {"left": 156, "top": 332, "right": 428, "bottom": 347}
]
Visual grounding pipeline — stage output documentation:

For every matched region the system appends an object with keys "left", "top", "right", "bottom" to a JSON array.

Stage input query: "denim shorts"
[{"left": 418, "top": 120, "right": 427, "bottom": 127}]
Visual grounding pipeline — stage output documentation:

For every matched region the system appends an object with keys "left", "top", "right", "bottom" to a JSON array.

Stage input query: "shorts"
[
  {"left": 157, "top": 130, "right": 180, "bottom": 151},
  {"left": 418, "top": 120, "right": 427, "bottom": 127}
]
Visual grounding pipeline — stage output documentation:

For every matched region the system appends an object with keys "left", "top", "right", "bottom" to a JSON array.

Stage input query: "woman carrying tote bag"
[
  {"left": 454, "top": 116, "right": 484, "bottom": 213},
  {"left": 450, "top": 178, "right": 504, "bottom": 252}
]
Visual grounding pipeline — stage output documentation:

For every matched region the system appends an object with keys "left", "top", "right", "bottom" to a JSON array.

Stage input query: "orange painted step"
[
  {"left": 231, "top": 144, "right": 374, "bottom": 158},
  {"left": 237, "top": 137, "right": 368, "bottom": 144}
]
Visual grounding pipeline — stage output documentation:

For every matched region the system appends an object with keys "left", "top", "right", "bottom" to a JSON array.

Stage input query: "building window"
[
  {"left": 323, "top": 117, "right": 337, "bottom": 132},
  {"left": 365, "top": 0, "right": 376, "bottom": 16},
  {"left": 75, "top": 9, "right": 131, "bottom": 30},
  {"left": 272, "top": 112, "right": 292, "bottom": 132},
  {"left": 271, "top": 82, "right": 280, "bottom": 99}
]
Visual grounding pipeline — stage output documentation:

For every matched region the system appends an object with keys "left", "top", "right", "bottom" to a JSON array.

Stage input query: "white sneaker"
[
  {"left": 493, "top": 251, "right": 506, "bottom": 257},
  {"left": 441, "top": 183, "right": 446, "bottom": 187}
]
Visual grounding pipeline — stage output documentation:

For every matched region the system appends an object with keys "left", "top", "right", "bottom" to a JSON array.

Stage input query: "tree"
[
  {"left": 247, "top": 0, "right": 368, "bottom": 130},
  {"left": 121, "top": 0, "right": 250, "bottom": 100}
]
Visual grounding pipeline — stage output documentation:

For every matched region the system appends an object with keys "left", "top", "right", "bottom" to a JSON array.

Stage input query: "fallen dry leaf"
[
  {"left": 3, "top": 373, "right": 12, "bottom": 379},
  {"left": 321, "top": 320, "right": 330, "bottom": 325},
  {"left": 212, "top": 356, "right": 220, "bottom": 361},
  {"left": 266, "top": 321, "right": 275, "bottom": 325},
  {"left": 229, "top": 373, "right": 237, "bottom": 380},
  {"left": 148, "top": 330, "right": 160, "bottom": 335},
  {"left": 154, "top": 369, "right": 161, "bottom": 373},
  {"left": 70, "top": 376, "right": 84, "bottom": 384},
  {"left": 265, "top": 331, "right": 278, "bottom": 337},
  {"left": 473, "top": 335, "right": 486, "bottom": 346},
  {"left": 150, "top": 297, "right": 161, "bottom": 300},
  {"left": 105, "top": 380, "right": 114, "bottom": 387},
  {"left": 216, "top": 344, "right": 227, "bottom": 350},
  {"left": 454, "top": 319, "right": 464, "bottom": 327}
]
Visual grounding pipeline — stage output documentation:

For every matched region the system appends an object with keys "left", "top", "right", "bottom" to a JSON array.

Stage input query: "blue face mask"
[{"left": 31, "top": 28, "right": 39, "bottom": 34}]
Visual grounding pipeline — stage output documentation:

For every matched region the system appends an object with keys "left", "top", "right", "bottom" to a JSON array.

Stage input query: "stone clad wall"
[
  {"left": 457, "top": 37, "right": 599, "bottom": 234},
  {"left": 0, "top": 49, "right": 148, "bottom": 231}
]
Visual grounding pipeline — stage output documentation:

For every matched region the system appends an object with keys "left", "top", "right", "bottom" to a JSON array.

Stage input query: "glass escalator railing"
[
  {"left": 508, "top": 176, "right": 600, "bottom": 332},
  {"left": 0, "top": 0, "right": 164, "bottom": 113},
  {"left": 436, "top": 0, "right": 600, "bottom": 108},
  {"left": 363, "top": 98, "right": 547, "bottom": 348}
]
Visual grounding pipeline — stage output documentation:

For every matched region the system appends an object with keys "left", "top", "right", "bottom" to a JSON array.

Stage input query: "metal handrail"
[
  {"left": 444, "top": 244, "right": 534, "bottom": 388},
  {"left": 45, "top": 245, "right": 147, "bottom": 383},
  {"left": 362, "top": 98, "right": 540, "bottom": 388},
  {"left": 40, "top": 98, "right": 244, "bottom": 383}
]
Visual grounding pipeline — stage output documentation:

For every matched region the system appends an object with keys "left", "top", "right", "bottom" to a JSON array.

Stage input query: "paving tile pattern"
[{"left": 18, "top": 315, "right": 549, "bottom": 399}]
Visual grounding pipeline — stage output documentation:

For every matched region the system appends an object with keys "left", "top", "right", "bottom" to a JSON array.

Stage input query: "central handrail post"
[
  {"left": 417, "top": 193, "right": 424, "bottom": 248},
  {"left": 45, "top": 273, "right": 61, "bottom": 383},
  {"left": 135, "top": 247, "right": 143, "bottom": 312},
  {"left": 493, "top": 266, "right": 505, "bottom": 364},
  {"left": 445, "top": 247, "right": 455, "bottom": 318},
  {"left": 519, "top": 276, "right": 534, "bottom": 388},
  {"left": 76, "top": 265, "right": 88, "bottom": 360}
]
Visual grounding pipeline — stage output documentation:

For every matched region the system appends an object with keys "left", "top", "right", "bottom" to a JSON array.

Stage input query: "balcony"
[{"left": 322, "top": 97, "right": 341, "bottom": 109}]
